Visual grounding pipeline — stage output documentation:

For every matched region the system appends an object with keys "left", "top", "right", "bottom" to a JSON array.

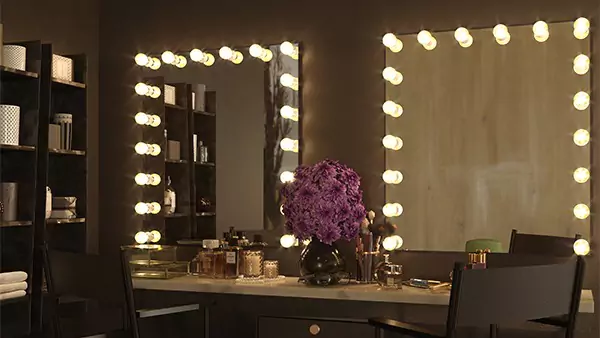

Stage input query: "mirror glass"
[
  {"left": 140, "top": 43, "right": 300, "bottom": 241},
  {"left": 384, "top": 22, "right": 590, "bottom": 251}
]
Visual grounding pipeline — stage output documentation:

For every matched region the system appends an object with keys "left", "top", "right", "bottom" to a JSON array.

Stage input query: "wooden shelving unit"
[{"left": 0, "top": 39, "right": 88, "bottom": 337}]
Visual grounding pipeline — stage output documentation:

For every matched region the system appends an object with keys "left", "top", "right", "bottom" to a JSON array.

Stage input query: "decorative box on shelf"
[
  {"left": 3, "top": 45, "right": 26, "bottom": 71},
  {"left": 0, "top": 104, "right": 20, "bottom": 146},
  {"left": 52, "top": 54, "right": 74, "bottom": 81},
  {"left": 164, "top": 84, "right": 176, "bottom": 105},
  {"left": 122, "top": 244, "right": 189, "bottom": 279}
]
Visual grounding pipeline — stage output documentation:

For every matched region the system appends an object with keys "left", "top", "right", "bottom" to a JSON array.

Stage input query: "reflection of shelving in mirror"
[
  {"left": 49, "top": 148, "right": 86, "bottom": 156},
  {"left": 47, "top": 218, "right": 86, "bottom": 225},
  {"left": 165, "top": 213, "right": 188, "bottom": 218},
  {"left": 165, "top": 103, "right": 186, "bottom": 111},
  {"left": 194, "top": 110, "right": 215, "bottom": 117},
  {"left": 166, "top": 159, "right": 188, "bottom": 164},
  {"left": 0, "top": 144, "right": 36, "bottom": 152},
  {"left": 52, "top": 77, "right": 86, "bottom": 88},
  {"left": 0, "top": 220, "right": 33, "bottom": 227},
  {"left": 195, "top": 162, "right": 215, "bottom": 167},
  {"left": 0, "top": 65, "right": 39, "bottom": 79},
  {"left": 196, "top": 212, "right": 216, "bottom": 217}
]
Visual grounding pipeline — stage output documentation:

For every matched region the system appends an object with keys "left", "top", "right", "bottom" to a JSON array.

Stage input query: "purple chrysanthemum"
[{"left": 280, "top": 159, "right": 366, "bottom": 245}]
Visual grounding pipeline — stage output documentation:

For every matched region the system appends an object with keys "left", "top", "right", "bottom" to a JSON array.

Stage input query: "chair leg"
[{"left": 489, "top": 324, "right": 498, "bottom": 338}]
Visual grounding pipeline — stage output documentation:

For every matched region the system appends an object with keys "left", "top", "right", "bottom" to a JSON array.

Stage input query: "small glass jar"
[
  {"left": 374, "top": 254, "right": 403, "bottom": 289},
  {"left": 263, "top": 260, "right": 279, "bottom": 279},
  {"left": 241, "top": 250, "right": 264, "bottom": 277}
]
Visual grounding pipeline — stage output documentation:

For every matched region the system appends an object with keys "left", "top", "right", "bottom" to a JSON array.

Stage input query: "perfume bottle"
[
  {"left": 198, "top": 141, "right": 208, "bottom": 163},
  {"left": 467, "top": 250, "right": 488, "bottom": 270},
  {"left": 223, "top": 237, "right": 241, "bottom": 279},
  {"left": 374, "top": 254, "right": 403, "bottom": 289},
  {"left": 164, "top": 176, "right": 176, "bottom": 215}
]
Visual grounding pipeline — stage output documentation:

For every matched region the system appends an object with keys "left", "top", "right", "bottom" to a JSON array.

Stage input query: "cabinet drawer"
[{"left": 258, "top": 316, "right": 375, "bottom": 338}]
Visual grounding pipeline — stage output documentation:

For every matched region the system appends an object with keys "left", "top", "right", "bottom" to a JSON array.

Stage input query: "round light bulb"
[
  {"left": 219, "top": 46, "right": 233, "bottom": 60},
  {"left": 496, "top": 35, "right": 511, "bottom": 45},
  {"left": 149, "top": 86, "right": 161, "bottom": 99},
  {"left": 382, "top": 67, "right": 403, "bottom": 85},
  {"left": 149, "top": 202, "right": 161, "bottom": 214},
  {"left": 135, "top": 173, "right": 149, "bottom": 185},
  {"left": 150, "top": 230, "right": 161, "bottom": 243},
  {"left": 533, "top": 21, "right": 549, "bottom": 42},
  {"left": 280, "top": 105, "right": 299, "bottom": 121},
  {"left": 573, "top": 168, "right": 590, "bottom": 183},
  {"left": 149, "top": 144, "right": 161, "bottom": 156},
  {"left": 190, "top": 48, "right": 205, "bottom": 62},
  {"left": 459, "top": 34, "right": 473, "bottom": 48},
  {"left": 391, "top": 235, "right": 403, "bottom": 249},
  {"left": 382, "top": 33, "right": 403, "bottom": 53},
  {"left": 150, "top": 174, "right": 161, "bottom": 186},
  {"left": 280, "top": 171, "right": 295, "bottom": 183},
  {"left": 574, "top": 239, "right": 591, "bottom": 256},
  {"left": 135, "top": 53, "right": 149, "bottom": 66},
  {"left": 135, "top": 112, "right": 149, "bottom": 125},
  {"left": 454, "top": 27, "right": 472, "bottom": 47},
  {"left": 382, "top": 170, "right": 404, "bottom": 184},
  {"left": 423, "top": 37, "right": 437, "bottom": 50},
  {"left": 135, "top": 142, "right": 150, "bottom": 155},
  {"left": 417, "top": 30, "right": 433, "bottom": 45},
  {"left": 382, "top": 236, "right": 399, "bottom": 251},
  {"left": 573, "top": 129, "right": 590, "bottom": 147},
  {"left": 280, "top": 41, "right": 299, "bottom": 59},
  {"left": 249, "top": 44, "right": 264, "bottom": 58},
  {"left": 175, "top": 55, "right": 187, "bottom": 68},
  {"left": 573, "top": 91, "right": 590, "bottom": 111},
  {"left": 134, "top": 231, "right": 149, "bottom": 244},
  {"left": 383, "top": 203, "right": 403, "bottom": 217},
  {"left": 135, "top": 83, "right": 149, "bottom": 96},
  {"left": 382, "top": 135, "right": 403, "bottom": 150},
  {"left": 280, "top": 73, "right": 299, "bottom": 90},
  {"left": 149, "top": 58, "right": 161, "bottom": 70},
  {"left": 573, "top": 54, "right": 590, "bottom": 75},
  {"left": 203, "top": 53, "right": 215, "bottom": 66},
  {"left": 161, "top": 51, "right": 176, "bottom": 64},
  {"left": 135, "top": 202, "right": 149, "bottom": 215},
  {"left": 574, "top": 18, "right": 590, "bottom": 40},
  {"left": 280, "top": 138, "right": 298, "bottom": 152},
  {"left": 382, "top": 100, "right": 403, "bottom": 118},
  {"left": 493, "top": 24, "right": 510, "bottom": 41},
  {"left": 149, "top": 115, "right": 161, "bottom": 127},
  {"left": 280, "top": 234, "right": 296, "bottom": 248},
  {"left": 573, "top": 204, "right": 590, "bottom": 219}
]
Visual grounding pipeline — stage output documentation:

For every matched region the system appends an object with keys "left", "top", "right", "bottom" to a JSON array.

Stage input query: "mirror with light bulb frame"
[
  {"left": 382, "top": 19, "right": 591, "bottom": 252},
  {"left": 133, "top": 42, "right": 301, "bottom": 244}
]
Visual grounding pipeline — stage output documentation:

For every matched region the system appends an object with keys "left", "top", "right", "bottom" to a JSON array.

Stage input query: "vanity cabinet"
[{"left": 258, "top": 316, "right": 376, "bottom": 338}]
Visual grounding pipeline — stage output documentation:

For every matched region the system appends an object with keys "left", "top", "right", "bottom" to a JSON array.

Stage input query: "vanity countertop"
[{"left": 133, "top": 276, "right": 594, "bottom": 313}]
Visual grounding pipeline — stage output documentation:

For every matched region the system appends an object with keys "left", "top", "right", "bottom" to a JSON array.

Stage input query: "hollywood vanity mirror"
[
  {"left": 132, "top": 42, "right": 301, "bottom": 242},
  {"left": 382, "top": 20, "right": 591, "bottom": 251}
]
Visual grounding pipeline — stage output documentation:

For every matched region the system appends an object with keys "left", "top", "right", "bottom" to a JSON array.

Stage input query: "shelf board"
[
  {"left": 165, "top": 103, "right": 186, "bottom": 111},
  {"left": 196, "top": 212, "right": 216, "bottom": 217},
  {"left": 165, "top": 213, "right": 189, "bottom": 218},
  {"left": 47, "top": 217, "right": 86, "bottom": 225},
  {"left": 52, "top": 77, "right": 86, "bottom": 88},
  {"left": 49, "top": 148, "right": 86, "bottom": 156},
  {"left": 194, "top": 110, "right": 216, "bottom": 117},
  {"left": 195, "top": 162, "right": 215, "bottom": 167},
  {"left": 0, "top": 220, "right": 33, "bottom": 227},
  {"left": 166, "top": 159, "right": 188, "bottom": 164},
  {"left": 0, "top": 144, "right": 35, "bottom": 152},
  {"left": 0, "top": 65, "right": 39, "bottom": 79}
]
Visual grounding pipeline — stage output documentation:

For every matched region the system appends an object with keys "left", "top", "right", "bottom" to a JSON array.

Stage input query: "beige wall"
[{"left": 385, "top": 22, "right": 591, "bottom": 251}]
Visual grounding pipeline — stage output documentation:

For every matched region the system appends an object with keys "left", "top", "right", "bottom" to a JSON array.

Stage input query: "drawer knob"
[{"left": 309, "top": 324, "right": 321, "bottom": 335}]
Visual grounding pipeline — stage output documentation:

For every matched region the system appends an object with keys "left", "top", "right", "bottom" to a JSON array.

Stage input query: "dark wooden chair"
[
  {"left": 509, "top": 229, "right": 581, "bottom": 257},
  {"left": 369, "top": 257, "right": 585, "bottom": 338},
  {"left": 44, "top": 246, "right": 200, "bottom": 338}
]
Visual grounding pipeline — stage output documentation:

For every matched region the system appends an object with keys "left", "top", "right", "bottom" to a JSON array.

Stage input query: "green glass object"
[{"left": 465, "top": 239, "right": 503, "bottom": 253}]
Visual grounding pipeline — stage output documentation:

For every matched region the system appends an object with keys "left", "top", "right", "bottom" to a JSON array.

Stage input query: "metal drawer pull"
[{"left": 309, "top": 324, "right": 320, "bottom": 335}]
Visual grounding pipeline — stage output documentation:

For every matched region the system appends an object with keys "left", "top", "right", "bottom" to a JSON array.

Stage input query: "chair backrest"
[
  {"left": 445, "top": 257, "right": 584, "bottom": 338},
  {"left": 509, "top": 229, "right": 580, "bottom": 257}
]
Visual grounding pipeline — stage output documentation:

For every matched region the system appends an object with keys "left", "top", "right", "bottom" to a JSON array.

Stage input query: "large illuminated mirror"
[
  {"left": 383, "top": 20, "right": 591, "bottom": 251},
  {"left": 134, "top": 42, "right": 300, "bottom": 241}
]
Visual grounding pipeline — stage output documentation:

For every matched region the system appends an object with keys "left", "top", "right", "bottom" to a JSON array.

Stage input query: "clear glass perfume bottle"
[
  {"left": 164, "top": 176, "right": 176, "bottom": 215},
  {"left": 374, "top": 254, "right": 402, "bottom": 289}
]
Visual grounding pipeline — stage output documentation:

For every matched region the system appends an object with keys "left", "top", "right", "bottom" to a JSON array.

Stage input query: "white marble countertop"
[{"left": 133, "top": 276, "right": 594, "bottom": 313}]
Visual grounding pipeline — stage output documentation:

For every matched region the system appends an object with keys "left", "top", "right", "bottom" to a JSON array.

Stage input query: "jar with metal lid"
[{"left": 374, "top": 254, "right": 402, "bottom": 289}]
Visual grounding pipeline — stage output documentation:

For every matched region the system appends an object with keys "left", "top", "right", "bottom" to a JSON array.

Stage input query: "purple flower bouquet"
[{"left": 281, "top": 159, "right": 366, "bottom": 245}]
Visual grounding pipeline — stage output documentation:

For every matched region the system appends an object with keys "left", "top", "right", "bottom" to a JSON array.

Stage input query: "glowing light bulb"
[
  {"left": 382, "top": 135, "right": 403, "bottom": 150},
  {"left": 383, "top": 203, "right": 403, "bottom": 217},
  {"left": 573, "top": 129, "right": 590, "bottom": 147},
  {"left": 573, "top": 203, "right": 590, "bottom": 219},
  {"left": 135, "top": 202, "right": 149, "bottom": 215},
  {"left": 135, "top": 53, "right": 149, "bottom": 66},
  {"left": 493, "top": 24, "right": 510, "bottom": 45},
  {"left": 149, "top": 230, "right": 162, "bottom": 243},
  {"left": 280, "top": 234, "right": 296, "bottom": 248},
  {"left": 454, "top": 27, "right": 473, "bottom": 48},
  {"left": 573, "top": 91, "right": 590, "bottom": 111},
  {"left": 135, "top": 83, "right": 149, "bottom": 96},
  {"left": 135, "top": 231, "right": 149, "bottom": 244},
  {"left": 382, "top": 67, "right": 403, "bottom": 85},
  {"left": 219, "top": 46, "right": 233, "bottom": 60},
  {"left": 533, "top": 21, "right": 549, "bottom": 42},
  {"left": 382, "top": 100, "right": 403, "bottom": 117},
  {"left": 573, "top": 168, "right": 590, "bottom": 183},
  {"left": 280, "top": 105, "right": 299, "bottom": 121},
  {"left": 417, "top": 30, "right": 437, "bottom": 50},
  {"left": 135, "top": 173, "right": 161, "bottom": 186},
  {"left": 280, "top": 138, "right": 299, "bottom": 152},
  {"left": 135, "top": 142, "right": 149, "bottom": 155},
  {"left": 573, "top": 54, "right": 590, "bottom": 75},
  {"left": 190, "top": 49, "right": 215, "bottom": 66},
  {"left": 149, "top": 202, "right": 161, "bottom": 214},
  {"left": 382, "top": 170, "right": 403, "bottom": 184},
  {"left": 149, "top": 58, "right": 161, "bottom": 70},
  {"left": 148, "top": 86, "right": 161, "bottom": 99},
  {"left": 135, "top": 112, "right": 161, "bottom": 127},
  {"left": 249, "top": 44, "right": 273, "bottom": 62},
  {"left": 574, "top": 239, "right": 590, "bottom": 256},
  {"left": 161, "top": 51, "right": 176, "bottom": 64},
  {"left": 280, "top": 41, "right": 299, "bottom": 60},
  {"left": 280, "top": 171, "right": 295, "bottom": 183},
  {"left": 280, "top": 73, "right": 299, "bottom": 90},
  {"left": 574, "top": 18, "right": 590, "bottom": 40},
  {"left": 175, "top": 55, "right": 187, "bottom": 68},
  {"left": 382, "top": 235, "right": 404, "bottom": 251},
  {"left": 382, "top": 33, "right": 403, "bottom": 53}
]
